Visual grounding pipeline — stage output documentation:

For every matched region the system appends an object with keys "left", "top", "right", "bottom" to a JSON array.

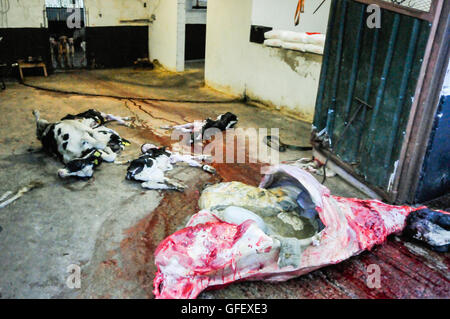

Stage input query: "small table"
[{"left": 17, "top": 60, "right": 48, "bottom": 82}]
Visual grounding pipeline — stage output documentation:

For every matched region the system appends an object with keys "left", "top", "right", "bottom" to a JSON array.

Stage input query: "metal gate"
[{"left": 312, "top": 0, "right": 448, "bottom": 203}]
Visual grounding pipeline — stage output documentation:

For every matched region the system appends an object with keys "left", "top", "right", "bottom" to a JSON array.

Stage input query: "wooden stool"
[{"left": 18, "top": 60, "right": 48, "bottom": 82}]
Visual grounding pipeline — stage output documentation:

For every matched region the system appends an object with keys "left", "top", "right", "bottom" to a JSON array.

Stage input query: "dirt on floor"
[{"left": 0, "top": 65, "right": 448, "bottom": 299}]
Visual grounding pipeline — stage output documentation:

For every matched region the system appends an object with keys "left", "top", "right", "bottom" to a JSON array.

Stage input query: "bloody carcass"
[{"left": 153, "top": 165, "right": 449, "bottom": 299}]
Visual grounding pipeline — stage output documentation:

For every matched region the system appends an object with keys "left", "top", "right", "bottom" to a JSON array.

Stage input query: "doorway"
[
  {"left": 45, "top": 0, "right": 86, "bottom": 70},
  {"left": 184, "top": 0, "right": 207, "bottom": 68}
]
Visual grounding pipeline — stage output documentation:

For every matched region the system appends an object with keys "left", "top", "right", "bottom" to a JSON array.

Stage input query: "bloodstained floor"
[{"left": 0, "top": 65, "right": 448, "bottom": 299}]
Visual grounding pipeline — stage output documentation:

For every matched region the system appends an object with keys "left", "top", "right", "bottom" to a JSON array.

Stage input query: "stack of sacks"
[{"left": 264, "top": 30, "right": 325, "bottom": 55}]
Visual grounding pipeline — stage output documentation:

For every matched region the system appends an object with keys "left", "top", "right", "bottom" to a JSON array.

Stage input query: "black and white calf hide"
[
  {"left": 33, "top": 110, "right": 131, "bottom": 179},
  {"left": 162, "top": 112, "right": 238, "bottom": 143},
  {"left": 126, "top": 144, "right": 215, "bottom": 191},
  {"left": 61, "top": 109, "right": 133, "bottom": 127}
]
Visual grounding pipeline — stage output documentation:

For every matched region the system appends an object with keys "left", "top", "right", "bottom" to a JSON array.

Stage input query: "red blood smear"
[{"left": 153, "top": 194, "right": 440, "bottom": 299}]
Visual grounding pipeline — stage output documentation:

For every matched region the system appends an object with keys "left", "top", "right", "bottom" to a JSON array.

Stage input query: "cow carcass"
[
  {"left": 126, "top": 144, "right": 216, "bottom": 191},
  {"left": 33, "top": 109, "right": 131, "bottom": 178},
  {"left": 153, "top": 165, "right": 449, "bottom": 299},
  {"left": 162, "top": 112, "right": 238, "bottom": 143}
]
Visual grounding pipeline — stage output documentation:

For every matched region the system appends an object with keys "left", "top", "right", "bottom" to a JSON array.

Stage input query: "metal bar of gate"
[
  {"left": 382, "top": 19, "right": 421, "bottom": 184},
  {"left": 344, "top": 5, "right": 366, "bottom": 123},
  {"left": 326, "top": 0, "right": 348, "bottom": 145},
  {"left": 314, "top": 0, "right": 339, "bottom": 129},
  {"left": 356, "top": 27, "right": 379, "bottom": 156},
  {"left": 366, "top": 14, "right": 400, "bottom": 156}
]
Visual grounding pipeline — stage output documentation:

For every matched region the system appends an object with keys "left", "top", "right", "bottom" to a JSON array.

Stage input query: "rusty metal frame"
[
  {"left": 312, "top": 0, "right": 448, "bottom": 204},
  {"left": 353, "top": 0, "right": 438, "bottom": 22},
  {"left": 394, "top": 0, "right": 449, "bottom": 203},
  {"left": 312, "top": 140, "right": 393, "bottom": 200}
]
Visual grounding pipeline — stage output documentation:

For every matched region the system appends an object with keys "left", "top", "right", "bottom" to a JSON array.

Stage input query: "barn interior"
[{"left": 0, "top": 0, "right": 449, "bottom": 299}]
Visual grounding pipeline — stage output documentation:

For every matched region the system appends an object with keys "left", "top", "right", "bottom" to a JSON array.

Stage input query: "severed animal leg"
[
  {"left": 141, "top": 178, "right": 187, "bottom": 191},
  {"left": 163, "top": 178, "right": 187, "bottom": 191},
  {"left": 161, "top": 122, "right": 195, "bottom": 132},
  {"left": 100, "top": 112, "right": 133, "bottom": 127},
  {"left": 58, "top": 164, "right": 95, "bottom": 179},
  {"left": 141, "top": 181, "right": 174, "bottom": 190},
  {"left": 0, "top": 182, "right": 44, "bottom": 209},
  {"left": 114, "top": 159, "right": 131, "bottom": 165},
  {"left": 0, "top": 191, "right": 13, "bottom": 202},
  {"left": 202, "top": 165, "right": 216, "bottom": 174},
  {"left": 97, "top": 147, "right": 117, "bottom": 163},
  {"left": 169, "top": 153, "right": 216, "bottom": 174}
]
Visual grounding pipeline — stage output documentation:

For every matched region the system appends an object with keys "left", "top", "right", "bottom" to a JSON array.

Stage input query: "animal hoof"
[
  {"left": 167, "top": 180, "right": 187, "bottom": 191},
  {"left": 58, "top": 169, "right": 69, "bottom": 179},
  {"left": 202, "top": 165, "right": 216, "bottom": 174}
]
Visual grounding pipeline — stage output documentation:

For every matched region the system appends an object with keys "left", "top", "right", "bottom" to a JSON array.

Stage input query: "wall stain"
[{"left": 272, "top": 48, "right": 322, "bottom": 77}]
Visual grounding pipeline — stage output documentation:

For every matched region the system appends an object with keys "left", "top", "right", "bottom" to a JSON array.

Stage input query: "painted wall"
[
  {"left": 0, "top": 0, "right": 46, "bottom": 28},
  {"left": 148, "top": 0, "right": 185, "bottom": 71},
  {"left": 83, "top": 0, "right": 184, "bottom": 71},
  {"left": 252, "top": 0, "right": 331, "bottom": 33},
  {"left": 85, "top": 0, "right": 149, "bottom": 27},
  {"left": 0, "top": 0, "right": 50, "bottom": 69},
  {"left": 205, "top": 0, "right": 330, "bottom": 122}
]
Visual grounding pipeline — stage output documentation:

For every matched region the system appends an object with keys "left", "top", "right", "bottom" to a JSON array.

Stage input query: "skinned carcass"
[{"left": 153, "top": 165, "right": 449, "bottom": 299}]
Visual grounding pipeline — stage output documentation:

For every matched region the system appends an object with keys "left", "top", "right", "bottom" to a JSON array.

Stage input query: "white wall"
[
  {"left": 0, "top": 0, "right": 46, "bottom": 28},
  {"left": 186, "top": 0, "right": 206, "bottom": 24},
  {"left": 83, "top": 0, "right": 185, "bottom": 71},
  {"left": 252, "top": 0, "right": 330, "bottom": 33},
  {"left": 148, "top": 0, "right": 185, "bottom": 72},
  {"left": 205, "top": 0, "right": 330, "bottom": 122},
  {"left": 85, "top": 0, "right": 149, "bottom": 27}
]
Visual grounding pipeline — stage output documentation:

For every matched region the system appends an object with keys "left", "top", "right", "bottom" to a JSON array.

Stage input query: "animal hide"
[
  {"left": 153, "top": 165, "right": 449, "bottom": 299},
  {"left": 162, "top": 112, "right": 238, "bottom": 143},
  {"left": 126, "top": 144, "right": 215, "bottom": 191},
  {"left": 33, "top": 110, "right": 130, "bottom": 178}
]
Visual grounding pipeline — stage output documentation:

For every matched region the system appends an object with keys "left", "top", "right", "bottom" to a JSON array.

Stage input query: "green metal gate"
[{"left": 312, "top": 0, "right": 443, "bottom": 201}]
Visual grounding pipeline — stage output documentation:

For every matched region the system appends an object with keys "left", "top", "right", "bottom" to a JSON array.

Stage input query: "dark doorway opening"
[{"left": 185, "top": 24, "right": 206, "bottom": 61}]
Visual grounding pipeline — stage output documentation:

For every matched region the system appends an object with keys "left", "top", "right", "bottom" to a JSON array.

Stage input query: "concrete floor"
[{"left": 0, "top": 64, "right": 447, "bottom": 299}]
